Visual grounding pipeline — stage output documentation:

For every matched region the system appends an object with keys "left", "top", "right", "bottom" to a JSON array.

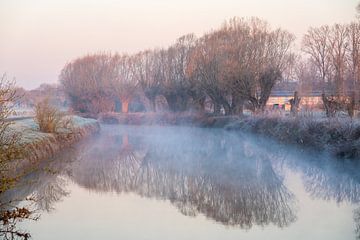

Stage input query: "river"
[{"left": 1, "top": 124, "right": 360, "bottom": 239}]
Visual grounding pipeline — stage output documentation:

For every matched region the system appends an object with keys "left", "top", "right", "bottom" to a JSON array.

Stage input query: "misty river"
[{"left": 2, "top": 124, "right": 360, "bottom": 239}]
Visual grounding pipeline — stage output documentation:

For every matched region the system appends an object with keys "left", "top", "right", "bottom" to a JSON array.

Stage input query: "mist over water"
[{"left": 3, "top": 125, "right": 360, "bottom": 239}]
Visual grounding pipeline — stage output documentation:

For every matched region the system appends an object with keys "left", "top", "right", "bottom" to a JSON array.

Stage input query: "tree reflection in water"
[
  {"left": 0, "top": 148, "right": 77, "bottom": 239},
  {"left": 267, "top": 141, "right": 360, "bottom": 239},
  {"left": 3, "top": 125, "right": 360, "bottom": 239},
  {"left": 70, "top": 126, "right": 297, "bottom": 228}
]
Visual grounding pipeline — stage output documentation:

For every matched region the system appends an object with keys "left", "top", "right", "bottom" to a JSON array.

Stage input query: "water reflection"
[
  {"left": 2, "top": 125, "right": 360, "bottom": 239},
  {"left": 0, "top": 149, "right": 75, "bottom": 239},
  {"left": 67, "top": 126, "right": 297, "bottom": 228},
  {"left": 277, "top": 148, "right": 360, "bottom": 239}
]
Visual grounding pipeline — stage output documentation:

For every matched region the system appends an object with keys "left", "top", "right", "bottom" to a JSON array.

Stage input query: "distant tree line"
[
  {"left": 60, "top": 17, "right": 295, "bottom": 116},
  {"left": 301, "top": 22, "right": 360, "bottom": 96},
  {"left": 60, "top": 7, "right": 360, "bottom": 117},
  {"left": 14, "top": 83, "right": 67, "bottom": 109},
  {"left": 299, "top": 17, "right": 360, "bottom": 116}
]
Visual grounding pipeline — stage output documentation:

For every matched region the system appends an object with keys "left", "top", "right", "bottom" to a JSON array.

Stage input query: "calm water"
[{"left": 2, "top": 124, "right": 360, "bottom": 239}]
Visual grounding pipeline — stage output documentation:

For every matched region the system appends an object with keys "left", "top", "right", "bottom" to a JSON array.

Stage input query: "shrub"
[{"left": 34, "top": 99, "right": 71, "bottom": 133}]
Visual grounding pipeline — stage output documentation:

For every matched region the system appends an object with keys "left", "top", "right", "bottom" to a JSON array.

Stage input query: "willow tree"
[
  {"left": 110, "top": 54, "right": 138, "bottom": 113},
  {"left": 189, "top": 32, "right": 231, "bottom": 114},
  {"left": 248, "top": 27, "right": 294, "bottom": 113},
  {"left": 160, "top": 34, "right": 197, "bottom": 112},
  {"left": 60, "top": 54, "right": 115, "bottom": 115},
  {"left": 133, "top": 50, "right": 162, "bottom": 112},
  {"left": 207, "top": 18, "right": 295, "bottom": 114}
]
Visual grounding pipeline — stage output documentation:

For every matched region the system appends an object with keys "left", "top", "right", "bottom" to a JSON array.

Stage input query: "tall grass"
[{"left": 34, "top": 99, "right": 71, "bottom": 133}]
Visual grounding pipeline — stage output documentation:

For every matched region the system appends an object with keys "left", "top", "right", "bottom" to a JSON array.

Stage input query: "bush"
[
  {"left": 0, "top": 75, "right": 24, "bottom": 193},
  {"left": 34, "top": 99, "right": 71, "bottom": 133}
]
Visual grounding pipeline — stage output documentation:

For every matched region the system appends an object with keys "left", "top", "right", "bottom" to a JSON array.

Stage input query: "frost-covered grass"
[
  {"left": 5, "top": 115, "right": 99, "bottom": 163},
  {"left": 7, "top": 116, "right": 98, "bottom": 144},
  {"left": 226, "top": 115, "right": 360, "bottom": 159},
  {"left": 100, "top": 111, "right": 360, "bottom": 159},
  {"left": 9, "top": 107, "right": 34, "bottom": 117},
  {"left": 71, "top": 115, "right": 98, "bottom": 126}
]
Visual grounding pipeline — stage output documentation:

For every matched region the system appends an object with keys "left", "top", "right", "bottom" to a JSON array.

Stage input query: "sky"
[{"left": 0, "top": 0, "right": 358, "bottom": 90}]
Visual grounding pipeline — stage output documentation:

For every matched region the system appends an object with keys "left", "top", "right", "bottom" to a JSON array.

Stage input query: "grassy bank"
[
  {"left": 6, "top": 116, "right": 100, "bottom": 167},
  {"left": 225, "top": 116, "right": 360, "bottom": 159},
  {"left": 99, "top": 112, "right": 240, "bottom": 127},
  {"left": 99, "top": 112, "right": 360, "bottom": 159}
]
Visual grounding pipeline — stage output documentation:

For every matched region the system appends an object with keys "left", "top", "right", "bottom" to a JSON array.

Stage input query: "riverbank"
[
  {"left": 98, "top": 112, "right": 238, "bottom": 127},
  {"left": 6, "top": 116, "right": 100, "bottom": 170},
  {"left": 99, "top": 112, "right": 360, "bottom": 159},
  {"left": 225, "top": 116, "right": 360, "bottom": 159}
]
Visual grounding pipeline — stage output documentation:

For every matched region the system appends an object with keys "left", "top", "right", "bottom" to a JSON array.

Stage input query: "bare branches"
[
  {"left": 60, "top": 18, "right": 294, "bottom": 116},
  {"left": 0, "top": 197, "right": 39, "bottom": 240},
  {"left": 0, "top": 75, "right": 23, "bottom": 188},
  {"left": 302, "top": 26, "right": 331, "bottom": 90},
  {"left": 302, "top": 22, "right": 360, "bottom": 116}
]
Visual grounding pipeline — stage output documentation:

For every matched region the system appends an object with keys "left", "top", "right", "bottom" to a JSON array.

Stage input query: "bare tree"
[
  {"left": 302, "top": 26, "right": 331, "bottom": 91},
  {"left": 111, "top": 54, "right": 138, "bottom": 113},
  {"left": 59, "top": 18, "right": 295, "bottom": 116},
  {"left": 328, "top": 24, "right": 349, "bottom": 96},
  {"left": 133, "top": 50, "right": 161, "bottom": 112},
  {"left": 160, "top": 34, "right": 197, "bottom": 112},
  {"left": 302, "top": 23, "right": 356, "bottom": 117},
  {"left": 224, "top": 18, "right": 294, "bottom": 113},
  {"left": 189, "top": 32, "right": 231, "bottom": 114},
  {"left": 296, "top": 58, "right": 321, "bottom": 94},
  {"left": 60, "top": 54, "right": 115, "bottom": 116},
  {"left": 347, "top": 22, "right": 360, "bottom": 103},
  {"left": 0, "top": 74, "right": 23, "bottom": 193}
]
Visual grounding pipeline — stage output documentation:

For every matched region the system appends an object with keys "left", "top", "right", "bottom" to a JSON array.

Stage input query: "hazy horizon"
[{"left": 0, "top": 0, "right": 358, "bottom": 90}]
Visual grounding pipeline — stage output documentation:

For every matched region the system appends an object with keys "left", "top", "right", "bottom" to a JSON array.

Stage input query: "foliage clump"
[{"left": 34, "top": 99, "right": 72, "bottom": 134}]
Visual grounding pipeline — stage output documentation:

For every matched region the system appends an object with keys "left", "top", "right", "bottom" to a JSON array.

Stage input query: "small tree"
[{"left": 0, "top": 74, "right": 23, "bottom": 193}]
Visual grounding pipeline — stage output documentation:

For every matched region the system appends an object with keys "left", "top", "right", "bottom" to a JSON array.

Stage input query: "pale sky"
[{"left": 0, "top": 0, "right": 358, "bottom": 89}]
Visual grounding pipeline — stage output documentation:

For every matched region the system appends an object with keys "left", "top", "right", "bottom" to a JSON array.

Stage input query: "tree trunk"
[
  {"left": 290, "top": 91, "right": 301, "bottom": 116},
  {"left": 163, "top": 94, "right": 177, "bottom": 112},
  {"left": 198, "top": 97, "right": 206, "bottom": 111},
  {"left": 347, "top": 92, "right": 356, "bottom": 118},
  {"left": 231, "top": 93, "right": 244, "bottom": 115},
  {"left": 223, "top": 102, "right": 231, "bottom": 116},
  {"left": 149, "top": 97, "right": 156, "bottom": 112},
  {"left": 233, "top": 104, "right": 244, "bottom": 115},
  {"left": 213, "top": 102, "right": 221, "bottom": 115},
  {"left": 122, "top": 100, "right": 129, "bottom": 113}
]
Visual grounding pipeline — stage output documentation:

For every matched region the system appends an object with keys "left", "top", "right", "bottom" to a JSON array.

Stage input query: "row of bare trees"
[
  {"left": 300, "top": 20, "right": 360, "bottom": 116},
  {"left": 302, "top": 22, "right": 360, "bottom": 95},
  {"left": 60, "top": 10, "right": 359, "bottom": 117},
  {"left": 60, "top": 17, "right": 294, "bottom": 115}
]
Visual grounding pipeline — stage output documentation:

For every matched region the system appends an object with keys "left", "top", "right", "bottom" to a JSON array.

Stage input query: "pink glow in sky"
[{"left": 0, "top": 0, "right": 358, "bottom": 89}]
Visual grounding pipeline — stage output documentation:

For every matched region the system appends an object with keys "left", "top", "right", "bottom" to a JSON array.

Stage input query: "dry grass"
[{"left": 34, "top": 99, "right": 71, "bottom": 133}]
